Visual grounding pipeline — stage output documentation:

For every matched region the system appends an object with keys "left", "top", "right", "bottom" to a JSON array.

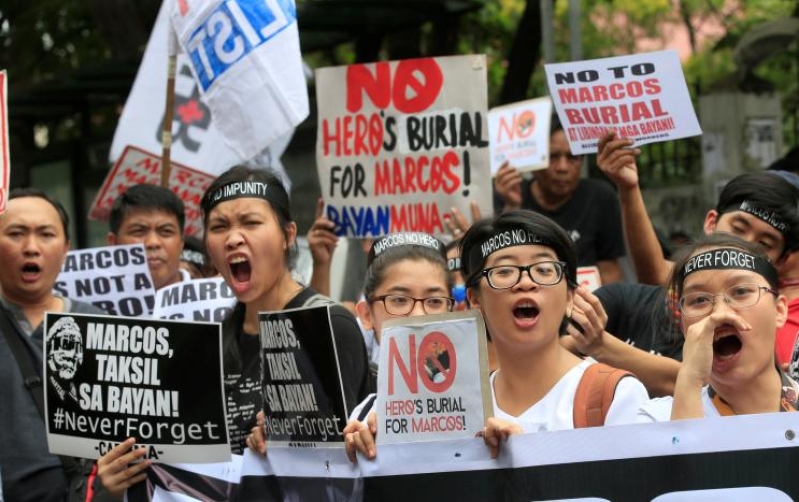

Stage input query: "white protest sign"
[
  {"left": 54, "top": 244, "right": 156, "bottom": 317},
  {"left": 44, "top": 312, "right": 230, "bottom": 463},
  {"left": 376, "top": 311, "right": 491, "bottom": 444},
  {"left": 315, "top": 55, "right": 492, "bottom": 238},
  {"left": 487, "top": 97, "right": 552, "bottom": 174},
  {"left": 90, "top": 146, "right": 215, "bottom": 237},
  {"left": 170, "top": 0, "right": 309, "bottom": 161},
  {"left": 154, "top": 277, "right": 237, "bottom": 322},
  {"left": 0, "top": 70, "right": 8, "bottom": 214},
  {"left": 577, "top": 266, "right": 601, "bottom": 292},
  {"left": 545, "top": 50, "right": 702, "bottom": 155}
]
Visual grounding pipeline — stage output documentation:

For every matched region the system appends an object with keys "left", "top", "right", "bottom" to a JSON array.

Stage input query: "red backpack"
[{"left": 573, "top": 363, "right": 634, "bottom": 428}]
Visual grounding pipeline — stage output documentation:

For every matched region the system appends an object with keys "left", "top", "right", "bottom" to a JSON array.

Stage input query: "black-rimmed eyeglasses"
[
  {"left": 369, "top": 294, "right": 455, "bottom": 315},
  {"left": 472, "top": 261, "right": 566, "bottom": 290}
]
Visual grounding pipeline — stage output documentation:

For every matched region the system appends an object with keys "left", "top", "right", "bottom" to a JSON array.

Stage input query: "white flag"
[
  {"left": 169, "top": 0, "right": 309, "bottom": 161},
  {"left": 110, "top": 0, "right": 295, "bottom": 181}
]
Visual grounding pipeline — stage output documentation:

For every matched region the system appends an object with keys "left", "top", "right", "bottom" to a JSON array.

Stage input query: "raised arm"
[
  {"left": 308, "top": 198, "right": 339, "bottom": 296},
  {"left": 597, "top": 132, "right": 673, "bottom": 285}
]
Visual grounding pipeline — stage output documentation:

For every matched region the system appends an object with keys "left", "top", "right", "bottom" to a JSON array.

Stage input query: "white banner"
[
  {"left": 0, "top": 70, "right": 8, "bottom": 214},
  {"left": 153, "top": 277, "right": 236, "bottom": 322},
  {"left": 487, "top": 97, "right": 552, "bottom": 174}
]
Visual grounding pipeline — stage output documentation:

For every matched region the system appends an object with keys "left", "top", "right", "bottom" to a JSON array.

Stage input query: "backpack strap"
[
  {"left": 302, "top": 292, "right": 335, "bottom": 308},
  {"left": 573, "top": 362, "right": 633, "bottom": 428}
]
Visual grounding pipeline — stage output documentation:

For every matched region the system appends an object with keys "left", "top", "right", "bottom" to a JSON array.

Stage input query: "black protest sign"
[
  {"left": 54, "top": 244, "right": 156, "bottom": 317},
  {"left": 44, "top": 312, "right": 230, "bottom": 463},
  {"left": 259, "top": 305, "right": 347, "bottom": 446}
]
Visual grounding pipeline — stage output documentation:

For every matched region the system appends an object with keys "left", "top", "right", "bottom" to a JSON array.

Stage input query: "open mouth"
[
  {"left": 229, "top": 256, "right": 252, "bottom": 283},
  {"left": 22, "top": 263, "right": 41, "bottom": 279},
  {"left": 713, "top": 327, "right": 743, "bottom": 360},
  {"left": 513, "top": 301, "right": 540, "bottom": 321}
]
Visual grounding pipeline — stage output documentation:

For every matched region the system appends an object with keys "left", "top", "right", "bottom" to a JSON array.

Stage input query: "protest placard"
[
  {"left": 487, "top": 97, "right": 552, "bottom": 174},
  {"left": 260, "top": 305, "right": 348, "bottom": 447},
  {"left": 577, "top": 265, "right": 601, "bottom": 292},
  {"left": 315, "top": 55, "right": 492, "bottom": 238},
  {"left": 0, "top": 70, "right": 8, "bottom": 214},
  {"left": 154, "top": 277, "right": 237, "bottom": 323},
  {"left": 44, "top": 312, "right": 229, "bottom": 463},
  {"left": 376, "top": 311, "right": 491, "bottom": 444},
  {"left": 89, "top": 146, "right": 214, "bottom": 237},
  {"left": 545, "top": 50, "right": 702, "bottom": 155},
  {"left": 54, "top": 244, "right": 156, "bottom": 318}
]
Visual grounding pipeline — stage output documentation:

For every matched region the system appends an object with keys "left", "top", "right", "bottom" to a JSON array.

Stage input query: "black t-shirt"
[
  {"left": 518, "top": 178, "right": 626, "bottom": 267},
  {"left": 223, "top": 287, "right": 371, "bottom": 454},
  {"left": 594, "top": 282, "right": 683, "bottom": 360}
]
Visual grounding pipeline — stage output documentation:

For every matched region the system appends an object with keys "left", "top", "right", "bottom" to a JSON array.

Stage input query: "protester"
[
  {"left": 179, "top": 235, "right": 215, "bottom": 279},
  {"left": 636, "top": 234, "right": 798, "bottom": 421},
  {"left": 97, "top": 166, "right": 371, "bottom": 496},
  {"left": 493, "top": 118, "right": 626, "bottom": 284},
  {"left": 339, "top": 232, "right": 453, "bottom": 461},
  {"left": 343, "top": 211, "right": 648, "bottom": 462},
  {"left": 597, "top": 131, "right": 799, "bottom": 284},
  {"left": 0, "top": 188, "right": 105, "bottom": 502},
  {"left": 107, "top": 184, "right": 187, "bottom": 290}
]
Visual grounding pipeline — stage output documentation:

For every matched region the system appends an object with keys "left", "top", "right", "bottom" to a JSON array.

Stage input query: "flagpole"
[{"left": 161, "top": 26, "right": 178, "bottom": 188}]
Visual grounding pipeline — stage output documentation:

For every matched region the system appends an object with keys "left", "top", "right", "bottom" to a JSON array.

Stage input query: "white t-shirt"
[
  {"left": 636, "top": 387, "right": 720, "bottom": 423},
  {"left": 349, "top": 359, "right": 649, "bottom": 428},
  {"left": 491, "top": 359, "right": 649, "bottom": 432}
]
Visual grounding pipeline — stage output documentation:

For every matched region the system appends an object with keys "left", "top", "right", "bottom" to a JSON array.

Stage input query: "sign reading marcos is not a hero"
[{"left": 44, "top": 312, "right": 230, "bottom": 463}]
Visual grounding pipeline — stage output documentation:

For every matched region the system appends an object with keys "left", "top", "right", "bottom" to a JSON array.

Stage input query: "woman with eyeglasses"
[
  {"left": 343, "top": 232, "right": 453, "bottom": 461},
  {"left": 459, "top": 210, "right": 647, "bottom": 457},
  {"left": 637, "top": 234, "right": 798, "bottom": 421}
]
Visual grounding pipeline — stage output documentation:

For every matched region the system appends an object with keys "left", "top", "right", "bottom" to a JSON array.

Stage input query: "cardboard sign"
[
  {"left": 576, "top": 265, "right": 601, "bottom": 292},
  {"left": 487, "top": 97, "right": 552, "bottom": 174},
  {"left": 154, "top": 277, "right": 237, "bottom": 323},
  {"left": 315, "top": 55, "right": 492, "bottom": 238},
  {"left": 0, "top": 70, "right": 8, "bottom": 214},
  {"left": 44, "top": 312, "right": 229, "bottom": 463},
  {"left": 54, "top": 244, "right": 156, "bottom": 318},
  {"left": 376, "top": 311, "right": 491, "bottom": 444},
  {"left": 545, "top": 50, "right": 701, "bottom": 155},
  {"left": 260, "top": 305, "right": 348, "bottom": 447},
  {"left": 89, "top": 145, "right": 215, "bottom": 237}
]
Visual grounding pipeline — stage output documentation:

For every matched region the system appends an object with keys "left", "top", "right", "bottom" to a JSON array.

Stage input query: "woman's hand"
[
  {"left": 480, "top": 417, "right": 522, "bottom": 459},
  {"left": 680, "top": 311, "right": 751, "bottom": 388},
  {"left": 597, "top": 131, "right": 641, "bottom": 190},
  {"left": 343, "top": 412, "right": 377, "bottom": 463},
  {"left": 96, "top": 437, "right": 151, "bottom": 499},
  {"left": 566, "top": 286, "right": 609, "bottom": 357},
  {"left": 493, "top": 162, "right": 522, "bottom": 211},
  {"left": 307, "top": 198, "right": 339, "bottom": 266},
  {"left": 246, "top": 410, "right": 267, "bottom": 455},
  {"left": 444, "top": 202, "right": 482, "bottom": 241}
]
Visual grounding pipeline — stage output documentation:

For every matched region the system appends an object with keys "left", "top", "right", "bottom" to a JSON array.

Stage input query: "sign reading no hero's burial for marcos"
[
  {"left": 43, "top": 312, "right": 230, "bottom": 463},
  {"left": 315, "top": 55, "right": 493, "bottom": 238}
]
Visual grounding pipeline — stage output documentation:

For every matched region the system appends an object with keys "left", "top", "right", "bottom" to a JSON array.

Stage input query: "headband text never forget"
[
  {"left": 680, "top": 247, "right": 778, "bottom": 289},
  {"left": 206, "top": 181, "right": 289, "bottom": 213}
]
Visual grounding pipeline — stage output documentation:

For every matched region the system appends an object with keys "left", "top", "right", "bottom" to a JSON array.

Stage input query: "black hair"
[
  {"left": 200, "top": 165, "right": 297, "bottom": 271},
  {"left": 9, "top": 188, "right": 70, "bottom": 241},
  {"left": 667, "top": 233, "right": 776, "bottom": 306},
  {"left": 108, "top": 184, "right": 186, "bottom": 235},
  {"left": 459, "top": 209, "right": 578, "bottom": 290},
  {"left": 714, "top": 172, "right": 799, "bottom": 256},
  {"left": 362, "top": 244, "right": 453, "bottom": 302},
  {"left": 203, "top": 166, "right": 296, "bottom": 375}
]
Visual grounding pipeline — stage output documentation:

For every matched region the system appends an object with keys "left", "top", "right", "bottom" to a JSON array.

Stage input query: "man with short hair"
[
  {"left": 0, "top": 188, "right": 104, "bottom": 502},
  {"left": 107, "top": 184, "right": 187, "bottom": 290}
]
